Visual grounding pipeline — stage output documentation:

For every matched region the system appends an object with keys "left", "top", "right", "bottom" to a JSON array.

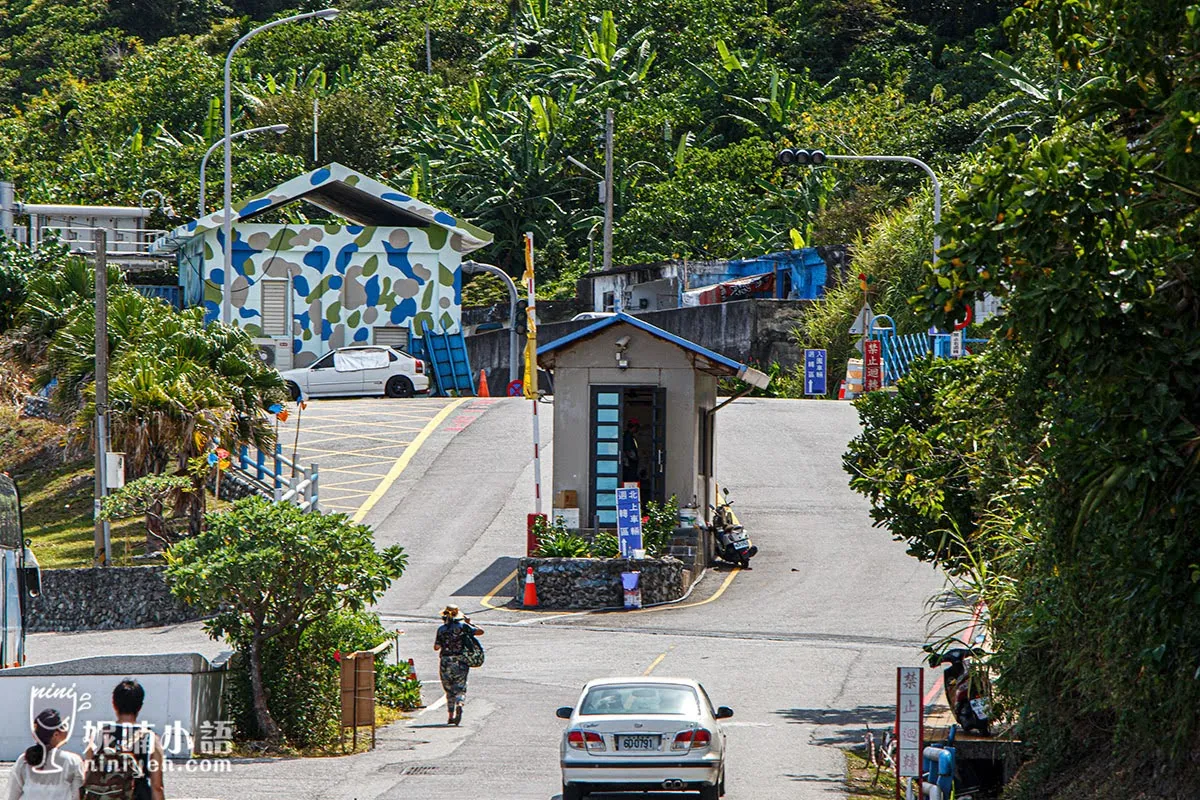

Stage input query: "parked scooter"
[
  {"left": 926, "top": 646, "right": 992, "bottom": 736},
  {"left": 710, "top": 487, "right": 757, "bottom": 568}
]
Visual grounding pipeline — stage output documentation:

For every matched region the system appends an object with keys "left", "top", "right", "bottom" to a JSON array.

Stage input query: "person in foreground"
[
  {"left": 6, "top": 708, "right": 84, "bottom": 800},
  {"left": 434, "top": 604, "right": 484, "bottom": 726},
  {"left": 82, "top": 679, "right": 165, "bottom": 800}
]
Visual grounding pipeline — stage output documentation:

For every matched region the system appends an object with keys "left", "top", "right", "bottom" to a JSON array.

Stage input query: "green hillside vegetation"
[
  {"left": 0, "top": 0, "right": 1008, "bottom": 283},
  {"left": 2, "top": 0, "right": 1197, "bottom": 794}
]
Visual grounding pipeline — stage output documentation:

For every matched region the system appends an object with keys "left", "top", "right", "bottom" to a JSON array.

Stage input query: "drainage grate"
[{"left": 401, "top": 765, "right": 466, "bottom": 776}]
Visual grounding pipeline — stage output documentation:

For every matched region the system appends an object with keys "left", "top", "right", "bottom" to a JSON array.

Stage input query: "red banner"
[{"left": 864, "top": 340, "right": 882, "bottom": 392}]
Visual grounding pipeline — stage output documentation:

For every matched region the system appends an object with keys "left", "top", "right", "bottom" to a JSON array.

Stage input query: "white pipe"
[{"left": 17, "top": 203, "right": 151, "bottom": 218}]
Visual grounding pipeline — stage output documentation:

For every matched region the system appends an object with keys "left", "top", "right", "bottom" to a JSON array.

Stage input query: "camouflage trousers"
[{"left": 439, "top": 654, "right": 471, "bottom": 707}]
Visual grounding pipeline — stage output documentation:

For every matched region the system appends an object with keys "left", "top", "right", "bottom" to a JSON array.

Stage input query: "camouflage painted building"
[{"left": 150, "top": 163, "right": 492, "bottom": 370}]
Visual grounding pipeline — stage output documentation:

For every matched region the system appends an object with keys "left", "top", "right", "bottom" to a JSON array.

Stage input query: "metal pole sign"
[
  {"left": 949, "top": 329, "right": 964, "bottom": 358},
  {"left": 804, "top": 349, "right": 827, "bottom": 396},
  {"left": 896, "top": 666, "right": 924, "bottom": 799},
  {"left": 863, "top": 339, "right": 882, "bottom": 392},
  {"left": 615, "top": 486, "right": 644, "bottom": 557}
]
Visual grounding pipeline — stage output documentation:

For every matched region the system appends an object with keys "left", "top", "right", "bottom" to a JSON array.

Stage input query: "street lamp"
[
  {"left": 223, "top": 8, "right": 339, "bottom": 326},
  {"left": 778, "top": 148, "right": 941, "bottom": 264},
  {"left": 199, "top": 125, "right": 288, "bottom": 217},
  {"left": 139, "top": 189, "right": 175, "bottom": 219}
]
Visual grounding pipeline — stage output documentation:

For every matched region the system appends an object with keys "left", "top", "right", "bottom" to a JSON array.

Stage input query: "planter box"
[{"left": 518, "top": 557, "right": 686, "bottom": 609}]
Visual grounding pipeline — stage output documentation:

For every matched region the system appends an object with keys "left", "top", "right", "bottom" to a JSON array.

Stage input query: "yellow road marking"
[
  {"left": 321, "top": 489, "right": 374, "bottom": 499},
  {"left": 624, "top": 568, "right": 741, "bottom": 614},
  {"left": 643, "top": 653, "right": 667, "bottom": 676},
  {"left": 351, "top": 398, "right": 469, "bottom": 523},
  {"left": 295, "top": 419, "right": 429, "bottom": 431},
  {"left": 295, "top": 431, "right": 424, "bottom": 447},
  {"left": 479, "top": 567, "right": 742, "bottom": 615},
  {"left": 292, "top": 441, "right": 418, "bottom": 457},
  {"left": 480, "top": 569, "right": 519, "bottom": 611},
  {"left": 309, "top": 467, "right": 396, "bottom": 480},
  {"left": 321, "top": 476, "right": 396, "bottom": 488},
  {"left": 314, "top": 460, "right": 397, "bottom": 471}
]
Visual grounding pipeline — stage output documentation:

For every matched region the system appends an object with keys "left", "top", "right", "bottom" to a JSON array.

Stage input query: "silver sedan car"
[{"left": 557, "top": 677, "right": 732, "bottom": 799}]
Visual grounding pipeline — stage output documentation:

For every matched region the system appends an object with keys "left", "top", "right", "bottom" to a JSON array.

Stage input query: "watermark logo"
[
  {"left": 28, "top": 682, "right": 92, "bottom": 772},
  {"left": 27, "top": 684, "right": 233, "bottom": 773}
]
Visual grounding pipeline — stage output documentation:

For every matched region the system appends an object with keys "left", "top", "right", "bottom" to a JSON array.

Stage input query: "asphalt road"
[{"left": 17, "top": 397, "right": 946, "bottom": 800}]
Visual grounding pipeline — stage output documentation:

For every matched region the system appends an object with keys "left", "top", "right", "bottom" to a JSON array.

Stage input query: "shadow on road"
[
  {"left": 452, "top": 556, "right": 520, "bottom": 597},
  {"left": 774, "top": 705, "right": 894, "bottom": 745}
]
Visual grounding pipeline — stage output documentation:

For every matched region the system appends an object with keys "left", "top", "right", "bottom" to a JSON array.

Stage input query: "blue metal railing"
[
  {"left": 233, "top": 443, "right": 320, "bottom": 513},
  {"left": 132, "top": 285, "right": 183, "bottom": 310},
  {"left": 870, "top": 315, "right": 988, "bottom": 385}
]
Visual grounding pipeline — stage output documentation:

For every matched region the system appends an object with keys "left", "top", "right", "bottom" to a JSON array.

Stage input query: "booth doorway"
[{"left": 589, "top": 386, "right": 666, "bottom": 527}]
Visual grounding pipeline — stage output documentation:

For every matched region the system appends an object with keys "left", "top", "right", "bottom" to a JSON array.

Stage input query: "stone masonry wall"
[
  {"left": 517, "top": 557, "right": 686, "bottom": 609},
  {"left": 27, "top": 566, "right": 202, "bottom": 632}
]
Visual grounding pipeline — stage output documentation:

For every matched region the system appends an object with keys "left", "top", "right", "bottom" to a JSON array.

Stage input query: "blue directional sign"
[
  {"left": 804, "top": 349, "right": 827, "bottom": 396},
  {"left": 615, "top": 486, "right": 644, "bottom": 557}
]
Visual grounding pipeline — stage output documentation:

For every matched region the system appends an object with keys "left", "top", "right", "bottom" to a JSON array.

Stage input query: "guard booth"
[{"left": 537, "top": 313, "right": 769, "bottom": 532}]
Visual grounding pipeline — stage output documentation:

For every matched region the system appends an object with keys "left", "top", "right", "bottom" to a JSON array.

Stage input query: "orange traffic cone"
[
  {"left": 523, "top": 566, "right": 539, "bottom": 607},
  {"left": 838, "top": 380, "right": 846, "bottom": 400},
  {"left": 407, "top": 657, "right": 419, "bottom": 682},
  {"left": 477, "top": 368, "right": 490, "bottom": 397}
]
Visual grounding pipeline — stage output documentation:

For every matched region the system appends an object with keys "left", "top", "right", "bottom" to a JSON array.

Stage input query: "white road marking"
[{"left": 417, "top": 696, "right": 447, "bottom": 717}]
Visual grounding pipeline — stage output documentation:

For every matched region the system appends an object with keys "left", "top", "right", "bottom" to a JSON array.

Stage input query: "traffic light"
[
  {"left": 776, "top": 148, "right": 827, "bottom": 167},
  {"left": 514, "top": 299, "right": 529, "bottom": 335}
]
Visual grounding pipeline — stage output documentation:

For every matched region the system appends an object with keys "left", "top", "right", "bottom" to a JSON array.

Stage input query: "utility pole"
[
  {"left": 603, "top": 107, "right": 614, "bottom": 274},
  {"left": 93, "top": 230, "right": 112, "bottom": 566}
]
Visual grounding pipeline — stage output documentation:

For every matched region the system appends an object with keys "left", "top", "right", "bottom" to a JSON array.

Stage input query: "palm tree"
[{"left": 975, "top": 53, "right": 1110, "bottom": 143}]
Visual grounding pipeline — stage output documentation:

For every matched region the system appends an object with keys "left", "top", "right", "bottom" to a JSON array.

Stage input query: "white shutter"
[
  {"left": 373, "top": 326, "right": 410, "bottom": 351},
  {"left": 260, "top": 281, "right": 289, "bottom": 336}
]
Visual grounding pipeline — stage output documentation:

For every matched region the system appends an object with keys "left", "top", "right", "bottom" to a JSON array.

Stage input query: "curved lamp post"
[
  {"left": 223, "top": 8, "right": 339, "bottom": 325},
  {"left": 200, "top": 125, "right": 288, "bottom": 217},
  {"left": 778, "top": 149, "right": 941, "bottom": 264}
]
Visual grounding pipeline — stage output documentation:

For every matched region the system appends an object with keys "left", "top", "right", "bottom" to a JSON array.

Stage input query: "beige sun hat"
[{"left": 441, "top": 604, "right": 463, "bottom": 620}]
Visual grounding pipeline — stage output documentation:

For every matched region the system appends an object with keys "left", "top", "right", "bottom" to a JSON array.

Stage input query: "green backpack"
[
  {"left": 81, "top": 727, "right": 146, "bottom": 800},
  {"left": 462, "top": 626, "right": 485, "bottom": 668}
]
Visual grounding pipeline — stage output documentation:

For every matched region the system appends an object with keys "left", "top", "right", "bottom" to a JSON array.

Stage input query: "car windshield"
[{"left": 579, "top": 685, "right": 700, "bottom": 716}]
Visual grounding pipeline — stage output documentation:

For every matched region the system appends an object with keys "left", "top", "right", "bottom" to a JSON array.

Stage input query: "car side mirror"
[
  {"left": 22, "top": 544, "right": 40, "bottom": 598},
  {"left": 715, "top": 706, "right": 734, "bottom": 719},
  {"left": 556, "top": 707, "right": 573, "bottom": 720}
]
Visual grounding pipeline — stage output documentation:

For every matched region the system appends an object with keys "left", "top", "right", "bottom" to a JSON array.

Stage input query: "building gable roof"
[
  {"left": 537, "top": 312, "right": 771, "bottom": 388},
  {"left": 151, "top": 162, "right": 492, "bottom": 254}
]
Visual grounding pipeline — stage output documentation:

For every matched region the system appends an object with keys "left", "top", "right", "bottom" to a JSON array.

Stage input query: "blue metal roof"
[{"left": 537, "top": 313, "right": 764, "bottom": 384}]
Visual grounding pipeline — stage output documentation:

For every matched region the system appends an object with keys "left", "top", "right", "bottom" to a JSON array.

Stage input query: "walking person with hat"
[{"left": 434, "top": 604, "right": 484, "bottom": 726}]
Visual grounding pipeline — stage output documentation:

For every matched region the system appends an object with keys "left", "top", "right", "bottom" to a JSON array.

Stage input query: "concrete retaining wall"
[
  {"left": 27, "top": 566, "right": 201, "bottom": 632},
  {"left": 467, "top": 299, "right": 814, "bottom": 393},
  {"left": 518, "top": 556, "right": 686, "bottom": 609}
]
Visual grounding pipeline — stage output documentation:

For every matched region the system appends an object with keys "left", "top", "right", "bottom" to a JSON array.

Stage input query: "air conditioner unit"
[{"left": 253, "top": 338, "right": 293, "bottom": 372}]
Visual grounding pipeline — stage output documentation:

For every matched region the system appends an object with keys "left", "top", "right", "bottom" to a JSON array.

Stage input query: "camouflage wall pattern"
[
  {"left": 156, "top": 162, "right": 493, "bottom": 368},
  {"left": 189, "top": 222, "right": 465, "bottom": 367}
]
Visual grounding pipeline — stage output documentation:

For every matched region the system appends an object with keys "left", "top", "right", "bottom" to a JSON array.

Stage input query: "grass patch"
[
  {"left": 229, "top": 705, "right": 412, "bottom": 758},
  {"left": 845, "top": 749, "right": 898, "bottom": 799},
  {"left": 16, "top": 457, "right": 145, "bottom": 568}
]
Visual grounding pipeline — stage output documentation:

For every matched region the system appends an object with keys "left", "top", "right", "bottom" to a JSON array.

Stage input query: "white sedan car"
[
  {"left": 280, "top": 345, "right": 430, "bottom": 400},
  {"left": 557, "top": 677, "right": 731, "bottom": 800}
]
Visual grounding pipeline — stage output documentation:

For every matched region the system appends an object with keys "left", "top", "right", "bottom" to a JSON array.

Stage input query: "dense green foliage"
[
  {"left": 0, "top": 0, "right": 1008, "bottom": 278},
  {"left": 224, "top": 608, "right": 421, "bottom": 747},
  {"left": 166, "top": 497, "right": 408, "bottom": 742},
  {"left": 848, "top": 0, "right": 1200, "bottom": 791},
  {"left": 0, "top": 239, "right": 287, "bottom": 541}
]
